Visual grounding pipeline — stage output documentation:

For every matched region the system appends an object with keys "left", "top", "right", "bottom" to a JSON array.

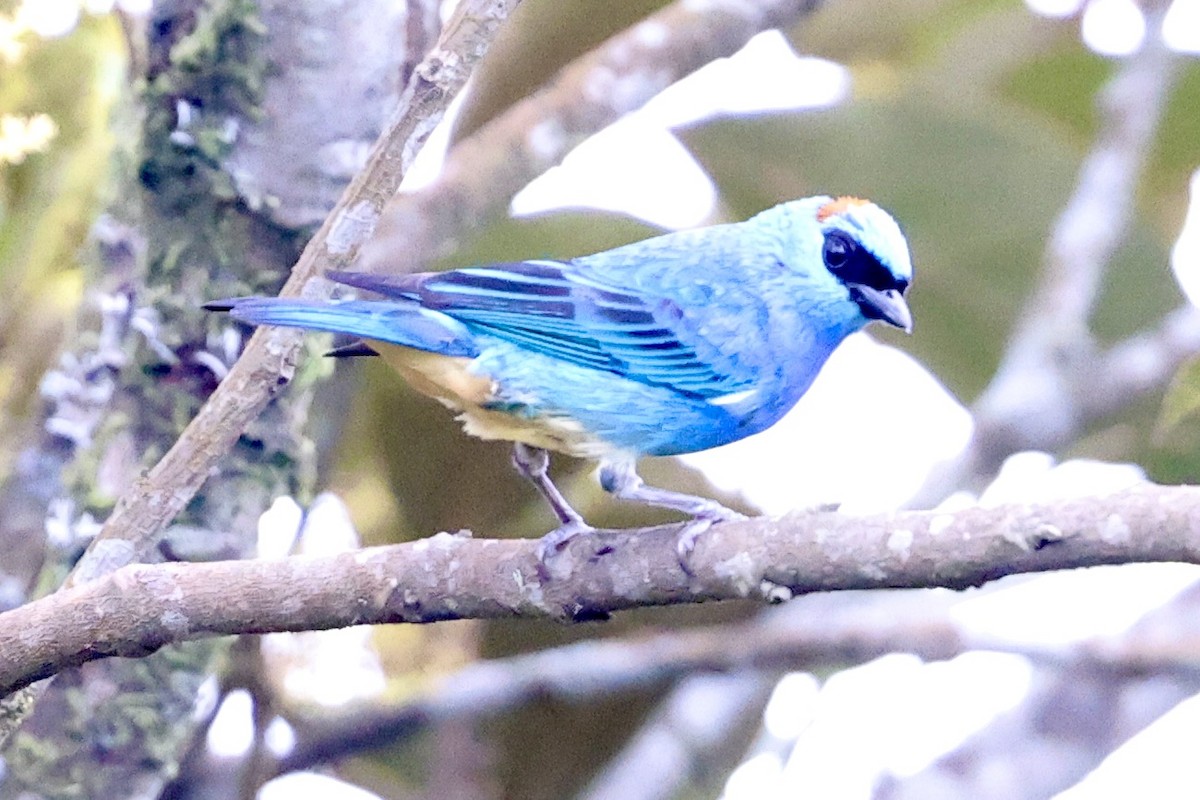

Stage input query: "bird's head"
[{"left": 805, "top": 195, "right": 913, "bottom": 333}]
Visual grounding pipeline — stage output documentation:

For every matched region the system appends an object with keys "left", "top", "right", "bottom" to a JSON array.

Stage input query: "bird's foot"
[
  {"left": 675, "top": 504, "right": 746, "bottom": 575},
  {"left": 535, "top": 519, "right": 595, "bottom": 577},
  {"left": 595, "top": 460, "right": 749, "bottom": 575}
]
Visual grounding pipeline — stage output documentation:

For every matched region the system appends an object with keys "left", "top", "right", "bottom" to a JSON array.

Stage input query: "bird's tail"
[{"left": 204, "top": 298, "right": 479, "bottom": 358}]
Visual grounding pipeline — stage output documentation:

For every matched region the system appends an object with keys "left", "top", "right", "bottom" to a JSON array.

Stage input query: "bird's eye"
[
  {"left": 823, "top": 230, "right": 853, "bottom": 271},
  {"left": 822, "top": 229, "right": 907, "bottom": 293}
]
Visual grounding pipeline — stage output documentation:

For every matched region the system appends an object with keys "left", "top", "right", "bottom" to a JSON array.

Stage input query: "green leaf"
[{"left": 1156, "top": 355, "right": 1200, "bottom": 440}]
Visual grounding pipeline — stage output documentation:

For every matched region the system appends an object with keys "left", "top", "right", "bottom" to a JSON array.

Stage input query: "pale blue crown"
[{"left": 821, "top": 199, "right": 913, "bottom": 284}]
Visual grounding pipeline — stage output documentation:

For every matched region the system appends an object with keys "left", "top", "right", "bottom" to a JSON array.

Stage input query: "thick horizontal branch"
[{"left": 2, "top": 483, "right": 1199, "bottom": 698}]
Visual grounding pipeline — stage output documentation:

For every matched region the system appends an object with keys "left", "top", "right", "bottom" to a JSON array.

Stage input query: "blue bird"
[{"left": 207, "top": 196, "right": 913, "bottom": 562}]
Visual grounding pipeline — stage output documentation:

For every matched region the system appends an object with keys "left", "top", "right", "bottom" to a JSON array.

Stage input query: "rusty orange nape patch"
[{"left": 816, "top": 196, "right": 869, "bottom": 222}]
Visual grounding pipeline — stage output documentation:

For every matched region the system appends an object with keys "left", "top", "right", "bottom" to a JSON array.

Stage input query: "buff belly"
[{"left": 371, "top": 342, "right": 619, "bottom": 459}]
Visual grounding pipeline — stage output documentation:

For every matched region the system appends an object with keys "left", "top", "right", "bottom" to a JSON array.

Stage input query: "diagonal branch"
[
  {"left": 2, "top": 482, "right": 1200, "bottom": 699},
  {"left": 0, "top": 0, "right": 829, "bottom": 752},
  {"left": 66, "top": 0, "right": 523, "bottom": 591},
  {"left": 73, "top": 0, "right": 830, "bottom": 591}
]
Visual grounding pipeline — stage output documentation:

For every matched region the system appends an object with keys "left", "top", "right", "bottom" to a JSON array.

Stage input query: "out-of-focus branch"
[
  {"left": 3, "top": 483, "right": 1200, "bottom": 699},
  {"left": 273, "top": 579, "right": 1200, "bottom": 775},
  {"left": 979, "top": 6, "right": 1176, "bottom": 437},
  {"left": 1083, "top": 305, "right": 1200, "bottom": 420},
  {"left": 877, "top": 576, "right": 1200, "bottom": 799},
  {"left": 360, "top": 0, "right": 828, "bottom": 274},
  {"left": 913, "top": 7, "right": 1184, "bottom": 506},
  {"left": 577, "top": 673, "right": 775, "bottom": 800}
]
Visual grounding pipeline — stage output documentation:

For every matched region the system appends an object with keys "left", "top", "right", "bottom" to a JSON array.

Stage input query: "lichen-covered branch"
[
  {"left": 0, "top": 0, "right": 828, "bottom": 775},
  {"left": 0, "top": 0, "right": 494, "bottom": 768},
  {"left": 1, "top": 483, "right": 1198, "bottom": 699},
  {"left": 0, "top": 0, "right": 459, "bottom": 787}
]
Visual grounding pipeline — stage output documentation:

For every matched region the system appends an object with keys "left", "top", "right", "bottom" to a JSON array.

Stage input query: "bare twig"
[
  {"left": 277, "top": 621, "right": 809, "bottom": 775},
  {"left": 3, "top": 483, "right": 1200, "bottom": 698}
]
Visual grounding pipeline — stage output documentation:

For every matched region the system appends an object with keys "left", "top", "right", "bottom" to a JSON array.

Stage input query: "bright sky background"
[{"left": 8, "top": 1, "right": 1200, "bottom": 798}]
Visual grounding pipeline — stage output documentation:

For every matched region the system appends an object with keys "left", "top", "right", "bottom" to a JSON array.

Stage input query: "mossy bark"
[{"left": 0, "top": 1, "right": 435, "bottom": 796}]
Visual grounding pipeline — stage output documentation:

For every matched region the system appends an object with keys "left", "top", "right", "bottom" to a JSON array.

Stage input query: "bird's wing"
[{"left": 327, "top": 263, "right": 749, "bottom": 399}]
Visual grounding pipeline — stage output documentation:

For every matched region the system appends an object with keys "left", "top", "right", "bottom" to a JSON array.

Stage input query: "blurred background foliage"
[
  {"left": 0, "top": 7, "right": 123, "bottom": 480},
  {"left": 2, "top": 0, "right": 1199, "bottom": 797}
]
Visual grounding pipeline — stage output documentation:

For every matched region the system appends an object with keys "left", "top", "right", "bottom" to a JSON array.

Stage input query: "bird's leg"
[
  {"left": 511, "top": 443, "right": 584, "bottom": 526},
  {"left": 511, "top": 443, "right": 592, "bottom": 562},
  {"left": 598, "top": 458, "right": 742, "bottom": 519},
  {"left": 598, "top": 459, "right": 746, "bottom": 569}
]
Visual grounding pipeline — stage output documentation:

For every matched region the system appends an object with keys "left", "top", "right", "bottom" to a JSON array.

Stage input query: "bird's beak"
[{"left": 848, "top": 284, "right": 912, "bottom": 333}]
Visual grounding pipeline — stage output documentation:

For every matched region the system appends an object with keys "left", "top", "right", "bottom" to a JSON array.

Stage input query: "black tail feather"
[{"left": 325, "top": 341, "right": 379, "bottom": 358}]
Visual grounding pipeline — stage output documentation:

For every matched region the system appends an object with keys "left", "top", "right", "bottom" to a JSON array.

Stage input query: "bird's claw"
[
  {"left": 535, "top": 501, "right": 746, "bottom": 579},
  {"left": 535, "top": 519, "right": 594, "bottom": 577},
  {"left": 675, "top": 506, "right": 746, "bottom": 575}
]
